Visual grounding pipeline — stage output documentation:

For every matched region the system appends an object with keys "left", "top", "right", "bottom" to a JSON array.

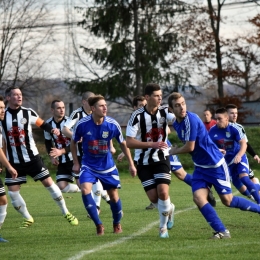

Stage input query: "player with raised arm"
[
  {"left": 1, "top": 87, "right": 78, "bottom": 228},
  {"left": 71, "top": 95, "right": 136, "bottom": 235},
  {"left": 168, "top": 92, "right": 260, "bottom": 239}
]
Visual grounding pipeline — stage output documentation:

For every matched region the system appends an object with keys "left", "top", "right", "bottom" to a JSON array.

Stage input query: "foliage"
[{"left": 69, "top": 0, "right": 191, "bottom": 106}]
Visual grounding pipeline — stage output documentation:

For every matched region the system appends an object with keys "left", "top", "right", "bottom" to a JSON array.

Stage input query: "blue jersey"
[
  {"left": 72, "top": 115, "right": 124, "bottom": 173},
  {"left": 173, "top": 111, "right": 224, "bottom": 168},
  {"left": 208, "top": 123, "right": 246, "bottom": 165}
]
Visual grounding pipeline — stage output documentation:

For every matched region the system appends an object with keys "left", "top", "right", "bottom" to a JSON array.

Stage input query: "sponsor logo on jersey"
[
  {"left": 159, "top": 117, "right": 166, "bottom": 124},
  {"left": 20, "top": 118, "right": 27, "bottom": 124},
  {"left": 102, "top": 131, "right": 109, "bottom": 138}
]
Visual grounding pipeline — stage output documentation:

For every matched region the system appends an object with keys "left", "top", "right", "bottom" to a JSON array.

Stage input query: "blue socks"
[
  {"left": 200, "top": 203, "right": 226, "bottom": 232},
  {"left": 110, "top": 199, "right": 123, "bottom": 224},
  {"left": 240, "top": 176, "right": 260, "bottom": 204},
  {"left": 82, "top": 193, "right": 102, "bottom": 225},
  {"left": 230, "top": 196, "right": 260, "bottom": 213}
]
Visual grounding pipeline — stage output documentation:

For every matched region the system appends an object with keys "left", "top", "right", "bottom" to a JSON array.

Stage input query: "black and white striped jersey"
[
  {"left": 63, "top": 107, "right": 90, "bottom": 157},
  {"left": 1, "top": 106, "right": 40, "bottom": 164},
  {"left": 126, "top": 106, "right": 175, "bottom": 165},
  {"left": 44, "top": 116, "right": 72, "bottom": 164}
]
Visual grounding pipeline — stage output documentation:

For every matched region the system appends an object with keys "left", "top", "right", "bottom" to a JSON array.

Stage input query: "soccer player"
[
  {"left": 0, "top": 95, "right": 18, "bottom": 242},
  {"left": 1, "top": 87, "right": 78, "bottom": 228},
  {"left": 226, "top": 104, "right": 260, "bottom": 184},
  {"left": 126, "top": 83, "right": 175, "bottom": 238},
  {"left": 62, "top": 91, "right": 111, "bottom": 212},
  {"left": 70, "top": 95, "right": 136, "bottom": 235},
  {"left": 168, "top": 92, "right": 260, "bottom": 239},
  {"left": 44, "top": 99, "right": 80, "bottom": 193},
  {"left": 209, "top": 107, "right": 260, "bottom": 203},
  {"left": 203, "top": 108, "right": 217, "bottom": 131}
]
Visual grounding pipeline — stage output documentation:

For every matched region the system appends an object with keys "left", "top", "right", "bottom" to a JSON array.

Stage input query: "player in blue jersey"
[
  {"left": 71, "top": 95, "right": 136, "bottom": 236},
  {"left": 208, "top": 107, "right": 260, "bottom": 204},
  {"left": 168, "top": 92, "right": 260, "bottom": 239}
]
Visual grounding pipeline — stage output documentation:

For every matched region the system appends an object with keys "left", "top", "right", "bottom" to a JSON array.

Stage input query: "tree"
[
  {"left": 0, "top": 0, "right": 54, "bottom": 91},
  {"left": 70, "top": 0, "right": 191, "bottom": 106}
]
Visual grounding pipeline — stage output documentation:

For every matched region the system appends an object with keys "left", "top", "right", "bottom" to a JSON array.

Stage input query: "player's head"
[
  {"left": 144, "top": 83, "right": 162, "bottom": 107},
  {"left": 51, "top": 99, "right": 65, "bottom": 120},
  {"left": 203, "top": 109, "right": 214, "bottom": 123},
  {"left": 5, "top": 86, "right": 22, "bottom": 109},
  {"left": 168, "top": 92, "right": 186, "bottom": 121},
  {"left": 81, "top": 91, "right": 95, "bottom": 113},
  {"left": 215, "top": 107, "right": 229, "bottom": 128},
  {"left": 132, "top": 95, "right": 146, "bottom": 110},
  {"left": 225, "top": 104, "right": 238, "bottom": 123},
  {"left": 88, "top": 95, "right": 107, "bottom": 117},
  {"left": 0, "top": 95, "right": 5, "bottom": 121}
]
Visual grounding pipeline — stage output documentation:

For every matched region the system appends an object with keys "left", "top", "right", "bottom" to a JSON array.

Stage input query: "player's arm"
[
  {"left": 36, "top": 118, "right": 60, "bottom": 135},
  {"left": 110, "top": 140, "right": 116, "bottom": 154},
  {"left": 61, "top": 126, "right": 73, "bottom": 139},
  {"left": 44, "top": 138, "right": 59, "bottom": 166},
  {"left": 234, "top": 138, "right": 247, "bottom": 164},
  {"left": 126, "top": 136, "right": 168, "bottom": 150},
  {"left": 0, "top": 148, "right": 17, "bottom": 179},
  {"left": 119, "top": 141, "right": 136, "bottom": 177},
  {"left": 169, "top": 140, "right": 195, "bottom": 155},
  {"left": 71, "top": 139, "right": 80, "bottom": 174},
  {"left": 246, "top": 142, "right": 260, "bottom": 163}
]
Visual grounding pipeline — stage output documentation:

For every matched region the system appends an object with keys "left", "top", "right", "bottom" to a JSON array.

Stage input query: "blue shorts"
[
  {"left": 192, "top": 161, "right": 232, "bottom": 195},
  {"left": 79, "top": 165, "right": 121, "bottom": 190},
  {"left": 228, "top": 154, "right": 249, "bottom": 179},
  {"left": 169, "top": 154, "right": 182, "bottom": 172}
]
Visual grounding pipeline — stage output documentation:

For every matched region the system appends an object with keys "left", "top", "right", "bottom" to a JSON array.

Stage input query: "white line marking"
[{"left": 67, "top": 205, "right": 197, "bottom": 260}]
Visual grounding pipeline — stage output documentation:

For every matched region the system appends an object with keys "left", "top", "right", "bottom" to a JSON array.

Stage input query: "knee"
[{"left": 220, "top": 196, "right": 232, "bottom": 207}]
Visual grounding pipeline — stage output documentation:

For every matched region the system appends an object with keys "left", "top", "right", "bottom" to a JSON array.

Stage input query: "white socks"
[
  {"left": 61, "top": 183, "right": 81, "bottom": 193},
  {"left": 46, "top": 183, "right": 68, "bottom": 215},
  {"left": 8, "top": 191, "right": 32, "bottom": 220},
  {"left": 158, "top": 198, "right": 172, "bottom": 229},
  {"left": 0, "top": 204, "right": 7, "bottom": 228}
]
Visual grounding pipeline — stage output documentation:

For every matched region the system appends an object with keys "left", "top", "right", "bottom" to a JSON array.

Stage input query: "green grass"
[
  {"left": 1, "top": 126, "right": 260, "bottom": 259},
  {"left": 1, "top": 171, "right": 260, "bottom": 260}
]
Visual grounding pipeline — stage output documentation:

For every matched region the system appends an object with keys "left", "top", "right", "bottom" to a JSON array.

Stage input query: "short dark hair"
[
  {"left": 168, "top": 92, "right": 183, "bottom": 109},
  {"left": 0, "top": 95, "right": 4, "bottom": 102},
  {"left": 51, "top": 99, "right": 62, "bottom": 109},
  {"left": 144, "top": 83, "right": 161, "bottom": 96},
  {"left": 88, "top": 95, "right": 105, "bottom": 107},
  {"left": 132, "top": 95, "right": 145, "bottom": 108},
  {"left": 82, "top": 91, "right": 95, "bottom": 101},
  {"left": 225, "top": 104, "right": 237, "bottom": 110},
  {"left": 215, "top": 107, "right": 227, "bottom": 114},
  {"left": 204, "top": 108, "right": 214, "bottom": 115},
  {"left": 5, "top": 87, "right": 20, "bottom": 97}
]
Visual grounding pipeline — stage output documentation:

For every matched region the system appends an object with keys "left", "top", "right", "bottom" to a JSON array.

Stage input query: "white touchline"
[{"left": 67, "top": 192, "right": 240, "bottom": 260}]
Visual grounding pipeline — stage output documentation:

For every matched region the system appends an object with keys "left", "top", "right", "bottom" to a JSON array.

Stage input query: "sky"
[{"left": 43, "top": 0, "right": 260, "bottom": 81}]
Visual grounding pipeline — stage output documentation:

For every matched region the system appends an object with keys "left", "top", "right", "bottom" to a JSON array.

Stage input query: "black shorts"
[
  {"left": 0, "top": 178, "right": 5, "bottom": 196},
  {"left": 137, "top": 159, "right": 171, "bottom": 192},
  {"left": 56, "top": 161, "right": 75, "bottom": 182},
  {"left": 5, "top": 155, "right": 50, "bottom": 186}
]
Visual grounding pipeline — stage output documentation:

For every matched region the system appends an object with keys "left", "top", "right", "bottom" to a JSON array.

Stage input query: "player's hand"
[
  {"left": 117, "top": 152, "right": 125, "bottom": 162},
  {"left": 7, "top": 166, "right": 18, "bottom": 179},
  {"left": 49, "top": 147, "right": 63, "bottom": 158},
  {"left": 219, "top": 149, "right": 226, "bottom": 155},
  {"left": 50, "top": 157, "right": 59, "bottom": 166},
  {"left": 169, "top": 145, "right": 178, "bottom": 155},
  {"left": 51, "top": 128, "right": 60, "bottom": 136},
  {"left": 129, "top": 164, "right": 137, "bottom": 177},
  {"left": 234, "top": 154, "right": 241, "bottom": 164},
  {"left": 151, "top": 141, "right": 168, "bottom": 150},
  {"left": 72, "top": 163, "right": 80, "bottom": 174},
  {"left": 254, "top": 155, "right": 260, "bottom": 163}
]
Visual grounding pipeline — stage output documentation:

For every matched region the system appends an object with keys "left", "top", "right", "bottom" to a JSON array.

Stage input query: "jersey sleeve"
[
  {"left": 126, "top": 112, "right": 139, "bottom": 138},
  {"left": 72, "top": 121, "right": 82, "bottom": 143},
  {"left": 28, "top": 108, "right": 39, "bottom": 124},
  {"left": 185, "top": 114, "right": 199, "bottom": 142}
]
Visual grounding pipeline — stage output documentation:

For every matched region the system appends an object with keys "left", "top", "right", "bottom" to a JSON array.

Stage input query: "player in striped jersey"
[
  {"left": 168, "top": 92, "right": 260, "bottom": 239},
  {"left": 71, "top": 95, "right": 136, "bottom": 235},
  {"left": 126, "top": 83, "right": 175, "bottom": 238},
  {"left": 1, "top": 87, "right": 78, "bottom": 228},
  {"left": 209, "top": 107, "right": 260, "bottom": 204},
  {"left": 0, "top": 95, "right": 18, "bottom": 242},
  {"left": 44, "top": 100, "right": 80, "bottom": 193},
  {"left": 62, "top": 91, "right": 112, "bottom": 214}
]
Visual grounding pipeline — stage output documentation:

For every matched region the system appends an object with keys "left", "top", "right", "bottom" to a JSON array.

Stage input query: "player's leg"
[
  {"left": 56, "top": 162, "right": 80, "bottom": 193},
  {"left": 0, "top": 179, "right": 7, "bottom": 230},
  {"left": 5, "top": 168, "right": 33, "bottom": 228}
]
